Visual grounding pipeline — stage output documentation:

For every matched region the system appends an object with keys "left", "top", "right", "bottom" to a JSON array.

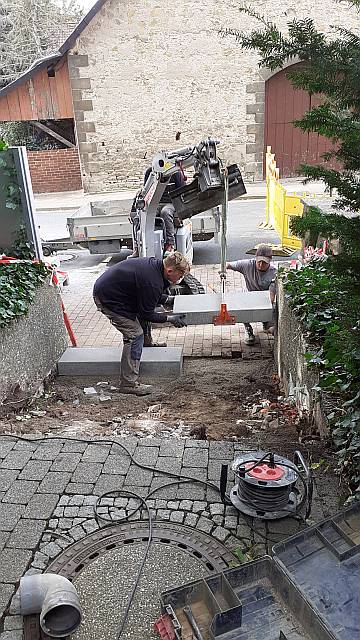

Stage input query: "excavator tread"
[{"left": 182, "top": 273, "right": 205, "bottom": 295}]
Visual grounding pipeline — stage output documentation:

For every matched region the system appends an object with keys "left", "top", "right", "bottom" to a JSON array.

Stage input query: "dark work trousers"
[
  {"left": 158, "top": 203, "right": 175, "bottom": 246},
  {"left": 94, "top": 297, "right": 144, "bottom": 386}
]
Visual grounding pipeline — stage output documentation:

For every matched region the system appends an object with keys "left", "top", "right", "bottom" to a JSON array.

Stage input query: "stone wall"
[
  {"left": 0, "top": 282, "right": 67, "bottom": 403},
  {"left": 68, "top": 0, "right": 359, "bottom": 192},
  {"left": 27, "top": 148, "right": 82, "bottom": 193},
  {"left": 276, "top": 277, "right": 328, "bottom": 437}
]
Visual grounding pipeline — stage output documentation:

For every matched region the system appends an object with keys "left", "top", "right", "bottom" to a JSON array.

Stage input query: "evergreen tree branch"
[{"left": 222, "top": 2, "right": 360, "bottom": 211}]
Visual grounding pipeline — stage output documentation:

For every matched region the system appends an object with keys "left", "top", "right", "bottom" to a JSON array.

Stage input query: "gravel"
[{"left": 73, "top": 543, "right": 208, "bottom": 640}]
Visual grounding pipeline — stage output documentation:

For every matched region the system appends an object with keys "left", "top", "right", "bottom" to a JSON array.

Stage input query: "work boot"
[
  {"left": 143, "top": 335, "right": 167, "bottom": 347},
  {"left": 263, "top": 321, "right": 275, "bottom": 336},
  {"left": 244, "top": 327, "right": 255, "bottom": 345},
  {"left": 119, "top": 382, "right": 153, "bottom": 396}
]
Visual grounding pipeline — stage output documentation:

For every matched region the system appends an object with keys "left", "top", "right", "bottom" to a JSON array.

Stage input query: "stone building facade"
[{"left": 67, "top": 0, "right": 359, "bottom": 192}]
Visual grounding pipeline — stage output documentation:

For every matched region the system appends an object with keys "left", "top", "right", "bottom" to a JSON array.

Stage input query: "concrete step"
[
  {"left": 173, "top": 291, "right": 273, "bottom": 325},
  {"left": 58, "top": 347, "right": 183, "bottom": 377}
]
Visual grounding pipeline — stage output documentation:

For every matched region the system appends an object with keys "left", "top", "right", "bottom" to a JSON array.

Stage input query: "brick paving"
[
  {"left": 0, "top": 434, "right": 334, "bottom": 637},
  {"left": 0, "top": 263, "right": 305, "bottom": 636},
  {"left": 63, "top": 263, "right": 274, "bottom": 356}
]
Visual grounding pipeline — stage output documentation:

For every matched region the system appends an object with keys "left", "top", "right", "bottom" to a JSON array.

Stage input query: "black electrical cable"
[
  {"left": 99, "top": 488, "right": 154, "bottom": 640},
  {"left": 232, "top": 453, "right": 308, "bottom": 509},
  {"left": 237, "top": 481, "right": 292, "bottom": 512},
  {"left": 0, "top": 434, "right": 308, "bottom": 636},
  {"left": 95, "top": 479, "right": 195, "bottom": 523},
  {"left": 0, "top": 434, "right": 307, "bottom": 538},
  {"left": 225, "top": 453, "right": 309, "bottom": 539},
  {"left": 173, "top": 145, "right": 197, "bottom": 162},
  {"left": 98, "top": 471, "right": 304, "bottom": 636}
]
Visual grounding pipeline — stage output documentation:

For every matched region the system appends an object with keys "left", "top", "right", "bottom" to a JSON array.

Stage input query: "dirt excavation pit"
[
  {"left": 2, "top": 359, "right": 288, "bottom": 437},
  {"left": 2, "top": 357, "right": 346, "bottom": 504},
  {"left": 1, "top": 358, "right": 327, "bottom": 454}
]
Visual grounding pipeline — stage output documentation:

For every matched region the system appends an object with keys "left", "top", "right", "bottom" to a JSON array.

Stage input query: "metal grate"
[
  {"left": 24, "top": 521, "right": 235, "bottom": 639},
  {"left": 47, "top": 521, "right": 234, "bottom": 578}
]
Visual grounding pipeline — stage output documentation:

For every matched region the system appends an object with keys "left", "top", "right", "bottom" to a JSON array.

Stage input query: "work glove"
[{"left": 168, "top": 314, "right": 187, "bottom": 328}]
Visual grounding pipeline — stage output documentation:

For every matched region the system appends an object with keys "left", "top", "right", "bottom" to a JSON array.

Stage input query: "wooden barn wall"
[{"left": 0, "top": 58, "right": 73, "bottom": 122}]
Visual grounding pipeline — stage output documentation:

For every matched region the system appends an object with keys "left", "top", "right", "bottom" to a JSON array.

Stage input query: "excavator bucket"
[{"left": 170, "top": 164, "right": 246, "bottom": 220}]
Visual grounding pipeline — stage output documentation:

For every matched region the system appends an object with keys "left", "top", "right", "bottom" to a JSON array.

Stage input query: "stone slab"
[
  {"left": 0, "top": 584, "right": 14, "bottom": 618},
  {"left": 0, "top": 505, "right": 25, "bottom": 531},
  {"left": 0, "top": 532, "right": 9, "bottom": 552},
  {"left": 23, "top": 494, "right": 59, "bottom": 520},
  {"left": 173, "top": 291, "right": 273, "bottom": 324},
  {"left": 2, "top": 481, "right": 39, "bottom": 504},
  {"left": 0, "top": 470, "right": 19, "bottom": 493},
  {"left": 7, "top": 519, "right": 47, "bottom": 549},
  {"left": 0, "top": 548, "right": 32, "bottom": 582},
  {"left": 58, "top": 347, "right": 183, "bottom": 377},
  {"left": 38, "top": 472, "right": 71, "bottom": 494}
]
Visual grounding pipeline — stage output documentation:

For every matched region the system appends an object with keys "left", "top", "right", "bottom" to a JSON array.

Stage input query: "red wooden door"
[{"left": 264, "top": 65, "right": 335, "bottom": 177}]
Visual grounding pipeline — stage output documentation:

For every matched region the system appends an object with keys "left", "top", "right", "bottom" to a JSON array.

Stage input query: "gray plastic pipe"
[{"left": 19, "top": 573, "right": 82, "bottom": 638}]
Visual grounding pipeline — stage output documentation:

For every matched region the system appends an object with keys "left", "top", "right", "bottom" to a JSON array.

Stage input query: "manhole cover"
[
  {"left": 48, "top": 521, "right": 235, "bottom": 577},
  {"left": 24, "top": 522, "right": 235, "bottom": 640}
]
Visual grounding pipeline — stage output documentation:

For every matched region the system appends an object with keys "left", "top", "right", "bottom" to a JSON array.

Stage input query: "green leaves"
[
  {"left": 233, "top": 548, "right": 246, "bottom": 563},
  {"left": 0, "top": 146, "right": 22, "bottom": 211},
  {"left": 282, "top": 261, "right": 360, "bottom": 493},
  {"left": 222, "top": 3, "right": 360, "bottom": 212},
  {"left": 10, "top": 227, "right": 36, "bottom": 260},
  {"left": 0, "top": 261, "right": 49, "bottom": 328}
]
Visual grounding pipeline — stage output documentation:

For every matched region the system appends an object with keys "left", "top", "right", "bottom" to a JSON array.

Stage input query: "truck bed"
[{"left": 67, "top": 200, "right": 218, "bottom": 244}]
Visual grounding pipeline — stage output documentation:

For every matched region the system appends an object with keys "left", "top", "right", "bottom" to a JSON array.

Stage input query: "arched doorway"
[{"left": 264, "top": 64, "right": 334, "bottom": 177}]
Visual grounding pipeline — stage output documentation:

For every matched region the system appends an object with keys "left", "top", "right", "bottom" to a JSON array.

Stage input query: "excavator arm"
[{"left": 134, "top": 137, "right": 246, "bottom": 257}]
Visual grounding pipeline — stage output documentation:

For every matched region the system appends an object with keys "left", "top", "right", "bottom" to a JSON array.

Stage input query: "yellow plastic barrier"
[{"left": 264, "top": 146, "right": 303, "bottom": 252}]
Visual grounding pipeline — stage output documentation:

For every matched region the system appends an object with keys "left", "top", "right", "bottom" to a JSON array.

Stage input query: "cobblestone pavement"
[
  {"left": 62, "top": 264, "right": 274, "bottom": 356},
  {"left": 0, "top": 434, "right": 338, "bottom": 638}
]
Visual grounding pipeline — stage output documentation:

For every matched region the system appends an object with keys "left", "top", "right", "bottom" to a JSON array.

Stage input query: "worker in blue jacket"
[{"left": 93, "top": 252, "right": 188, "bottom": 395}]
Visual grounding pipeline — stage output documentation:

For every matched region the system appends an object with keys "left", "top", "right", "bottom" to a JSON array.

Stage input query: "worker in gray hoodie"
[{"left": 226, "top": 244, "right": 276, "bottom": 345}]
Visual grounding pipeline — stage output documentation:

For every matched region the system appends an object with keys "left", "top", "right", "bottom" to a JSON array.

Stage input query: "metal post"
[
  {"left": 13, "top": 146, "right": 43, "bottom": 260},
  {"left": 213, "top": 167, "right": 235, "bottom": 325},
  {"left": 219, "top": 167, "right": 229, "bottom": 300}
]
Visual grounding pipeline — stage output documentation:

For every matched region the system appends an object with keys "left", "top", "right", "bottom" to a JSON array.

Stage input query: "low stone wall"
[
  {"left": 0, "top": 282, "right": 67, "bottom": 403},
  {"left": 276, "top": 278, "right": 328, "bottom": 437}
]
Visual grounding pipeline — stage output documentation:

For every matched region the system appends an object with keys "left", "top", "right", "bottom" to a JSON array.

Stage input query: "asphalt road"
[
  {"left": 192, "top": 200, "right": 283, "bottom": 264},
  {"left": 36, "top": 199, "right": 290, "bottom": 270}
]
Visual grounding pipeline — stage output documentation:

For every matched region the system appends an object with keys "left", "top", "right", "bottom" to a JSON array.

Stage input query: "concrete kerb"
[
  {"left": 173, "top": 291, "right": 273, "bottom": 325},
  {"left": 57, "top": 346, "right": 183, "bottom": 377}
]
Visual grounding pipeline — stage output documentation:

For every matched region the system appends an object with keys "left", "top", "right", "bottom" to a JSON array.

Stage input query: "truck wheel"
[
  {"left": 42, "top": 245, "right": 52, "bottom": 257},
  {"left": 167, "top": 274, "right": 205, "bottom": 296}
]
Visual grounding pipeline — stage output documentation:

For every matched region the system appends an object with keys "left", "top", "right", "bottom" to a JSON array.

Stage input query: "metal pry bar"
[{"left": 182, "top": 605, "right": 204, "bottom": 640}]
